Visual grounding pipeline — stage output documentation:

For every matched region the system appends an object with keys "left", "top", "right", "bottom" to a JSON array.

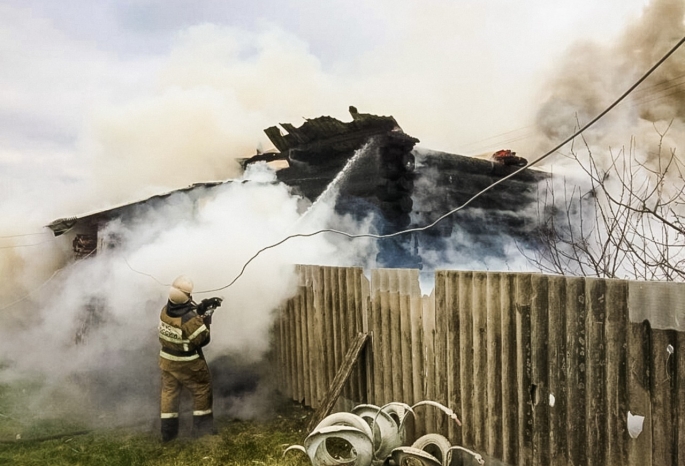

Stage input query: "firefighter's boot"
[
  {"left": 192, "top": 413, "right": 217, "bottom": 437},
  {"left": 161, "top": 417, "right": 179, "bottom": 442}
]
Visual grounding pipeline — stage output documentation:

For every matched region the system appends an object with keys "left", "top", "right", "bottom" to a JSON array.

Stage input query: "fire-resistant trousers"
[{"left": 160, "top": 358, "right": 214, "bottom": 441}]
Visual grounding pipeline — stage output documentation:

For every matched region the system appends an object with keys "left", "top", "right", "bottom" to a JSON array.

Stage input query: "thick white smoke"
[{"left": 0, "top": 162, "right": 378, "bottom": 426}]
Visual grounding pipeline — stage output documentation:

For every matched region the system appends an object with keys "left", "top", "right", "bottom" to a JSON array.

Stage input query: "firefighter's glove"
[{"left": 197, "top": 297, "right": 223, "bottom": 315}]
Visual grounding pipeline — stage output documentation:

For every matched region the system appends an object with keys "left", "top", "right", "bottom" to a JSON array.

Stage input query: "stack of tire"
[{"left": 375, "top": 132, "right": 422, "bottom": 269}]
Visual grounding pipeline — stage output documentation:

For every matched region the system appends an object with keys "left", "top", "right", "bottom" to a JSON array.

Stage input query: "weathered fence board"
[
  {"left": 273, "top": 267, "right": 685, "bottom": 466},
  {"left": 486, "top": 273, "right": 503, "bottom": 460},
  {"left": 626, "top": 320, "right": 652, "bottom": 466},
  {"left": 531, "top": 274, "right": 549, "bottom": 466},
  {"left": 546, "top": 276, "right": 563, "bottom": 466},
  {"left": 458, "top": 271, "right": 474, "bottom": 447},
  {"left": 422, "top": 287, "right": 437, "bottom": 435},
  {"left": 443, "top": 271, "right": 461, "bottom": 445},
  {"left": 515, "top": 274, "right": 533, "bottom": 465},
  {"left": 500, "top": 274, "right": 518, "bottom": 465},
  {"left": 565, "top": 276, "right": 588, "bottom": 466}
]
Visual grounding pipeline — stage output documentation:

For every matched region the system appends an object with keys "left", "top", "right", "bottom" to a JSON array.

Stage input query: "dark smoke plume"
[{"left": 536, "top": 0, "right": 685, "bottom": 156}]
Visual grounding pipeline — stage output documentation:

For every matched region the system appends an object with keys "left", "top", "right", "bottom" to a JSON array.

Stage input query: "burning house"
[
  {"left": 242, "top": 106, "right": 547, "bottom": 269},
  {"left": 47, "top": 107, "right": 546, "bottom": 270}
]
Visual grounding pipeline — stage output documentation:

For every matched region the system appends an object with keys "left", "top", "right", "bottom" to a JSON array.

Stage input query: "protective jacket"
[
  {"left": 158, "top": 300, "right": 214, "bottom": 442},
  {"left": 158, "top": 300, "right": 210, "bottom": 366}
]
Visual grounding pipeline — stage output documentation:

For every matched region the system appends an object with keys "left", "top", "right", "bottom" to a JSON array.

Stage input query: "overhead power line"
[
  {"left": 0, "top": 239, "right": 55, "bottom": 250},
  {"left": 0, "top": 231, "right": 51, "bottom": 239},
  {"left": 193, "top": 33, "right": 685, "bottom": 294},
  {"left": 0, "top": 249, "right": 96, "bottom": 311}
]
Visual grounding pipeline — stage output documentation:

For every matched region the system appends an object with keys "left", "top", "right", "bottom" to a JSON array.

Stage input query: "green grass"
[{"left": 0, "top": 380, "right": 313, "bottom": 466}]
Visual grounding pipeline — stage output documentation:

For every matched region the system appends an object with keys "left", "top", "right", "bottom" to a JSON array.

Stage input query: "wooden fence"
[{"left": 271, "top": 265, "right": 685, "bottom": 466}]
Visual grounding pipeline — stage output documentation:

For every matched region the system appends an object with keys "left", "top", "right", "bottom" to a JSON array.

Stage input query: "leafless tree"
[{"left": 525, "top": 121, "right": 685, "bottom": 281}]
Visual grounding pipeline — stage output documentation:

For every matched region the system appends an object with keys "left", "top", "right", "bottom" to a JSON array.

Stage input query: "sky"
[
  {"left": 3, "top": 0, "right": 685, "bottom": 426},
  {"left": 0, "top": 0, "right": 657, "bottom": 228}
]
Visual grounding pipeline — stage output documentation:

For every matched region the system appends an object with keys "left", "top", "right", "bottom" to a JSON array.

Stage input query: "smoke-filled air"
[{"left": 1, "top": 0, "right": 683, "bottom": 427}]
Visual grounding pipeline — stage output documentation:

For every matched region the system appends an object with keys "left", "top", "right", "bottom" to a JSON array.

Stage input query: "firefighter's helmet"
[{"left": 169, "top": 275, "right": 193, "bottom": 304}]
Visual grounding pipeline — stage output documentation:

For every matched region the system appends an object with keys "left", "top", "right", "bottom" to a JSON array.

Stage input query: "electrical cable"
[
  {"left": 0, "top": 249, "right": 97, "bottom": 311},
  {"left": 0, "top": 231, "right": 51, "bottom": 239},
  {"left": 121, "top": 255, "right": 171, "bottom": 287},
  {"left": 0, "top": 239, "right": 55, "bottom": 250},
  {"left": 193, "top": 33, "right": 685, "bottom": 294}
]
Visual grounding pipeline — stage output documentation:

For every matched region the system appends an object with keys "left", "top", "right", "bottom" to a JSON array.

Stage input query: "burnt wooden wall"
[{"left": 271, "top": 265, "right": 685, "bottom": 466}]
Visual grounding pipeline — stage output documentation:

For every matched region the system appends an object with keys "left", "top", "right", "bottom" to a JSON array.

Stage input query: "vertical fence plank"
[
  {"left": 547, "top": 275, "right": 567, "bottom": 466},
  {"left": 565, "top": 277, "right": 587, "bottom": 466},
  {"left": 516, "top": 273, "right": 533, "bottom": 465},
  {"left": 323, "top": 267, "right": 336, "bottom": 400},
  {"left": 458, "top": 272, "right": 474, "bottom": 448},
  {"left": 332, "top": 267, "right": 348, "bottom": 411},
  {"left": 586, "top": 278, "right": 607, "bottom": 465},
  {"left": 531, "top": 274, "right": 550, "bottom": 466},
  {"left": 274, "top": 304, "right": 283, "bottom": 396},
  {"left": 340, "top": 268, "right": 353, "bottom": 403},
  {"left": 443, "top": 271, "right": 462, "bottom": 445},
  {"left": 370, "top": 269, "right": 383, "bottom": 406},
  {"left": 500, "top": 273, "right": 518, "bottom": 465},
  {"left": 304, "top": 268, "right": 316, "bottom": 407},
  {"left": 650, "top": 329, "right": 676, "bottom": 466},
  {"left": 472, "top": 272, "right": 487, "bottom": 451},
  {"left": 299, "top": 268, "right": 309, "bottom": 406},
  {"left": 295, "top": 290, "right": 305, "bottom": 405},
  {"left": 410, "top": 278, "right": 425, "bottom": 441},
  {"left": 284, "top": 299, "right": 293, "bottom": 399},
  {"left": 400, "top": 270, "right": 414, "bottom": 407},
  {"left": 312, "top": 267, "right": 326, "bottom": 407},
  {"left": 359, "top": 270, "right": 371, "bottom": 404},
  {"left": 390, "top": 271, "right": 403, "bottom": 404},
  {"left": 434, "top": 271, "right": 449, "bottom": 437},
  {"left": 676, "top": 331, "right": 685, "bottom": 466},
  {"left": 423, "top": 288, "right": 437, "bottom": 435},
  {"left": 347, "top": 268, "right": 362, "bottom": 403},
  {"left": 605, "top": 279, "right": 628, "bottom": 465},
  {"left": 292, "top": 292, "right": 301, "bottom": 403},
  {"left": 486, "top": 273, "right": 503, "bottom": 459},
  {"left": 626, "top": 320, "right": 652, "bottom": 466},
  {"left": 381, "top": 270, "right": 394, "bottom": 407}
]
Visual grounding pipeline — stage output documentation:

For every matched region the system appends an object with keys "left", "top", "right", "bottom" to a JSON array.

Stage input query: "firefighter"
[{"left": 158, "top": 275, "right": 223, "bottom": 442}]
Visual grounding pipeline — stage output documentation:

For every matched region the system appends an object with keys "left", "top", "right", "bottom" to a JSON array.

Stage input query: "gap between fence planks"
[{"left": 306, "top": 332, "right": 370, "bottom": 432}]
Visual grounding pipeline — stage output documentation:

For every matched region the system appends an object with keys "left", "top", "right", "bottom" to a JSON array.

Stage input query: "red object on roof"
[{"left": 491, "top": 149, "right": 527, "bottom": 167}]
